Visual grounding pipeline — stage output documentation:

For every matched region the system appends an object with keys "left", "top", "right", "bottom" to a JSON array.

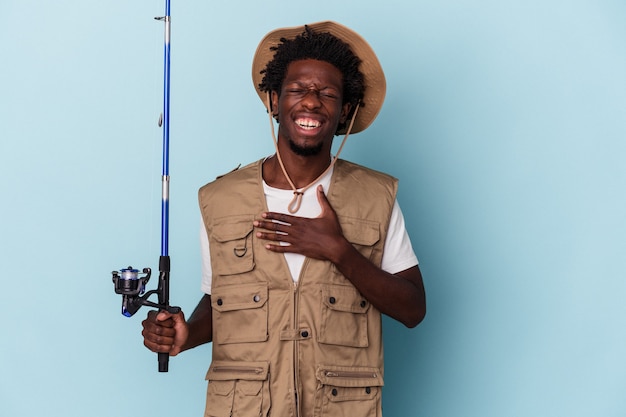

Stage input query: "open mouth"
[{"left": 295, "top": 118, "right": 321, "bottom": 130}]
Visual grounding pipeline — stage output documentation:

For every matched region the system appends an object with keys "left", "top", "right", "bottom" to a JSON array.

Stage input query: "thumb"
[
  {"left": 158, "top": 309, "right": 185, "bottom": 323},
  {"left": 316, "top": 185, "right": 335, "bottom": 216},
  {"left": 156, "top": 310, "right": 172, "bottom": 322},
  {"left": 170, "top": 310, "right": 186, "bottom": 325}
]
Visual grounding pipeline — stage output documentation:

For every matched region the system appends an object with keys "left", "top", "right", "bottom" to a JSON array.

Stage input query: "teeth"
[{"left": 296, "top": 119, "right": 321, "bottom": 129}]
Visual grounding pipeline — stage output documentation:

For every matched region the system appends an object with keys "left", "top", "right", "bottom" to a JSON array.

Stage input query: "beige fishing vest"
[{"left": 198, "top": 158, "right": 398, "bottom": 417}]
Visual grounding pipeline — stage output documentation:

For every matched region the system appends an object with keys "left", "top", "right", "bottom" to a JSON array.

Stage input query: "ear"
[
  {"left": 270, "top": 90, "right": 279, "bottom": 119},
  {"left": 339, "top": 102, "right": 352, "bottom": 124}
]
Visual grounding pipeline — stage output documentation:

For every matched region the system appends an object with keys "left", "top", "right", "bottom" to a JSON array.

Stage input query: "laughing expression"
[{"left": 272, "top": 59, "right": 351, "bottom": 156}]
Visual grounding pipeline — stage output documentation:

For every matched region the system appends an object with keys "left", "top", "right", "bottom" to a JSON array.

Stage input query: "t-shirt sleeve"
[
  {"left": 200, "top": 217, "right": 213, "bottom": 295},
  {"left": 380, "top": 200, "right": 419, "bottom": 274}
]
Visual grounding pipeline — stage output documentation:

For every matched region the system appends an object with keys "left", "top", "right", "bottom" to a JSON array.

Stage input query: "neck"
[{"left": 263, "top": 143, "right": 332, "bottom": 190}]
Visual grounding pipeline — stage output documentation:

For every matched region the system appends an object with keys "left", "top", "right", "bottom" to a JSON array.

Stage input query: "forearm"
[
  {"left": 332, "top": 240, "right": 426, "bottom": 328},
  {"left": 181, "top": 294, "right": 213, "bottom": 351}
]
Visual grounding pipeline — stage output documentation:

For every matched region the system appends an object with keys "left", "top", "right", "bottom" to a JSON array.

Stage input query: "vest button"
[
  {"left": 217, "top": 298, "right": 223, "bottom": 306},
  {"left": 253, "top": 294, "right": 261, "bottom": 302},
  {"left": 360, "top": 300, "right": 367, "bottom": 308},
  {"left": 329, "top": 297, "right": 336, "bottom": 304},
  {"left": 365, "top": 387, "right": 371, "bottom": 394},
  {"left": 331, "top": 388, "right": 338, "bottom": 396},
  {"left": 301, "top": 331, "right": 309, "bottom": 338}
]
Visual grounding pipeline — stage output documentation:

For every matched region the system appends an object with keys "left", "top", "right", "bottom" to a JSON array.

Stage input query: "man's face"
[{"left": 272, "top": 59, "right": 351, "bottom": 156}]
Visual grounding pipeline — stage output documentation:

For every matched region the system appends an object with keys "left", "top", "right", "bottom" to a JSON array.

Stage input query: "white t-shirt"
[{"left": 200, "top": 166, "right": 418, "bottom": 295}]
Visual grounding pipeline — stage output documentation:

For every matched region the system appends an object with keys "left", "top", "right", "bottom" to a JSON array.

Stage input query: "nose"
[{"left": 300, "top": 89, "right": 322, "bottom": 109}]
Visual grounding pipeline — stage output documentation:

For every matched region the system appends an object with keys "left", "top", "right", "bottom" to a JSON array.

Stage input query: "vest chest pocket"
[
  {"left": 338, "top": 217, "right": 380, "bottom": 261},
  {"left": 314, "top": 365, "right": 383, "bottom": 417},
  {"left": 211, "top": 283, "right": 268, "bottom": 344},
  {"left": 205, "top": 360, "right": 270, "bottom": 417},
  {"left": 210, "top": 216, "right": 255, "bottom": 276},
  {"left": 318, "top": 285, "right": 370, "bottom": 348}
]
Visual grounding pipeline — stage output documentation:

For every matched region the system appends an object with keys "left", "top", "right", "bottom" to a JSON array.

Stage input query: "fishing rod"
[{"left": 111, "top": 0, "right": 180, "bottom": 373}]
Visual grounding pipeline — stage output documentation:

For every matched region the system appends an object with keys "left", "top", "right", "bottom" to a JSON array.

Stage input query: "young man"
[{"left": 142, "top": 21, "right": 426, "bottom": 417}]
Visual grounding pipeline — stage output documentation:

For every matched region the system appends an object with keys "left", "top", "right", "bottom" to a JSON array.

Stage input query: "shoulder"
[
  {"left": 199, "top": 159, "right": 262, "bottom": 196},
  {"left": 329, "top": 159, "right": 398, "bottom": 217},
  {"left": 198, "top": 159, "right": 265, "bottom": 223},
  {"left": 334, "top": 159, "right": 398, "bottom": 190}
]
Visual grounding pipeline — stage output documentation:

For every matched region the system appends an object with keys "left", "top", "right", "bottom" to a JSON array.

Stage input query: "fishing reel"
[
  {"left": 112, "top": 265, "right": 180, "bottom": 317},
  {"left": 112, "top": 263, "right": 180, "bottom": 372},
  {"left": 112, "top": 266, "right": 150, "bottom": 317}
]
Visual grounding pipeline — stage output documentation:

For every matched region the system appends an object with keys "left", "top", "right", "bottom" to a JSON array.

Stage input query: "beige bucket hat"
[{"left": 251, "top": 21, "right": 386, "bottom": 134}]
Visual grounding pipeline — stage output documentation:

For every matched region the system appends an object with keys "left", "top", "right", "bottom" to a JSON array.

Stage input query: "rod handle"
[
  {"left": 158, "top": 352, "right": 169, "bottom": 372},
  {"left": 157, "top": 305, "right": 180, "bottom": 372}
]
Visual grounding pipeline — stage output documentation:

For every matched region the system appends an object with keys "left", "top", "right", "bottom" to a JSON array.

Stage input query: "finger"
[
  {"left": 260, "top": 211, "right": 294, "bottom": 224},
  {"left": 142, "top": 323, "right": 176, "bottom": 353},
  {"left": 143, "top": 315, "right": 176, "bottom": 336},
  {"left": 142, "top": 327, "right": 175, "bottom": 344},
  {"left": 256, "top": 230, "right": 293, "bottom": 245},
  {"left": 316, "top": 185, "right": 332, "bottom": 212},
  {"left": 256, "top": 230, "right": 280, "bottom": 241},
  {"left": 254, "top": 219, "right": 293, "bottom": 237},
  {"left": 263, "top": 242, "right": 294, "bottom": 253},
  {"left": 253, "top": 219, "right": 283, "bottom": 231},
  {"left": 143, "top": 334, "right": 175, "bottom": 353}
]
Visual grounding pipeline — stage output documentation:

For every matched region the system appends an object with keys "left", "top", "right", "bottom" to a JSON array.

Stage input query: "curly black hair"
[{"left": 258, "top": 25, "right": 365, "bottom": 134}]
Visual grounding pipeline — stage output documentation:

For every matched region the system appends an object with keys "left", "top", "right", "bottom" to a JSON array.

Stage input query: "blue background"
[{"left": 1, "top": 1, "right": 625, "bottom": 416}]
